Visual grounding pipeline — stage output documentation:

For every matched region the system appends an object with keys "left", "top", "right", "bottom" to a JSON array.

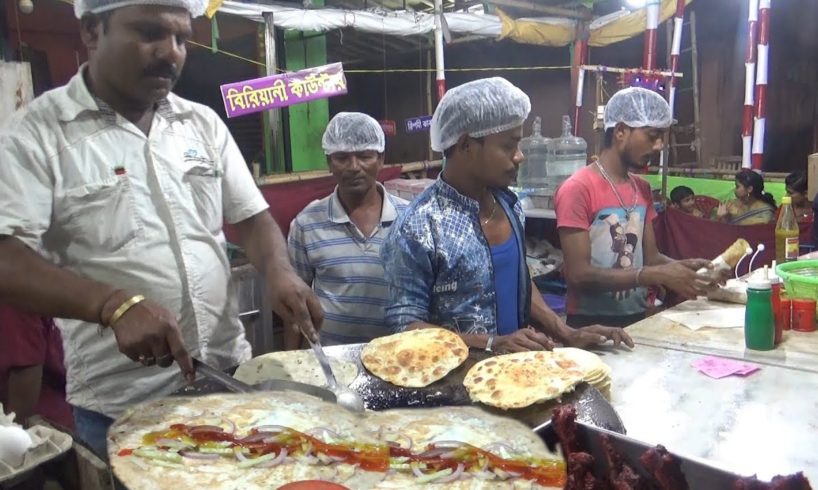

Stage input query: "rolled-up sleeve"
[
  {"left": 0, "top": 125, "right": 53, "bottom": 253},
  {"left": 381, "top": 223, "right": 434, "bottom": 333},
  {"left": 212, "top": 113, "right": 269, "bottom": 225}
]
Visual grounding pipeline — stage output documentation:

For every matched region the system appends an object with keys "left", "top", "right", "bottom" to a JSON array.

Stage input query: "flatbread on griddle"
[
  {"left": 361, "top": 328, "right": 468, "bottom": 388},
  {"left": 552, "top": 348, "right": 613, "bottom": 399},
  {"left": 463, "top": 351, "right": 586, "bottom": 409},
  {"left": 233, "top": 350, "right": 358, "bottom": 388},
  {"left": 109, "top": 392, "right": 565, "bottom": 489}
]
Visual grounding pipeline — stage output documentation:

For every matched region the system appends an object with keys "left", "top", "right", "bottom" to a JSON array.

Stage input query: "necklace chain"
[
  {"left": 595, "top": 161, "right": 638, "bottom": 217},
  {"left": 481, "top": 195, "right": 497, "bottom": 226}
]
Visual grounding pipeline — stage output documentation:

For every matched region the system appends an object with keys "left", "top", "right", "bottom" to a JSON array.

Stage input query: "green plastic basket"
[{"left": 776, "top": 260, "right": 818, "bottom": 315}]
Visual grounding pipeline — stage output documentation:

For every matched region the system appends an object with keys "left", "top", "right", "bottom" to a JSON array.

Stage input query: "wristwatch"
[{"left": 485, "top": 335, "right": 496, "bottom": 352}]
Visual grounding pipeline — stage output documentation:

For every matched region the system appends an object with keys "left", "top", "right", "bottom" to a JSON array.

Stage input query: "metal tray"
[
  {"left": 537, "top": 420, "right": 748, "bottom": 489},
  {"left": 176, "top": 344, "right": 625, "bottom": 434}
]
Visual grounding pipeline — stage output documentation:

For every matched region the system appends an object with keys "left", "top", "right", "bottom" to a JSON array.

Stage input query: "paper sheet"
[
  {"left": 661, "top": 307, "right": 745, "bottom": 331},
  {"left": 692, "top": 356, "right": 761, "bottom": 379}
]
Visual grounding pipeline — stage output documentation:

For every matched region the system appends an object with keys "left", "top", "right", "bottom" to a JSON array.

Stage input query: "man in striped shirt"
[{"left": 287, "top": 113, "right": 409, "bottom": 347}]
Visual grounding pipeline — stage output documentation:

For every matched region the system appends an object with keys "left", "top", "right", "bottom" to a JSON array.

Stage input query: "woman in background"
[
  {"left": 716, "top": 170, "right": 777, "bottom": 225},
  {"left": 782, "top": 171, "right": 814, "bottom": 223}
]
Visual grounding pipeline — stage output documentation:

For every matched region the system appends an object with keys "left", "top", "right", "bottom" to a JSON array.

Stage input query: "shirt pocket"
[
  {"left": 58, "top": 176, "right": 142, "bottom": 251},
  {"left": 184, "top": 165, "right": 223, "bottom": 234}
]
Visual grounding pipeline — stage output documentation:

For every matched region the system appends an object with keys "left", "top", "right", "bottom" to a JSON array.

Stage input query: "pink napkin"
[{"left": 692, "top": 356, "right": 761, "bottom": 379}]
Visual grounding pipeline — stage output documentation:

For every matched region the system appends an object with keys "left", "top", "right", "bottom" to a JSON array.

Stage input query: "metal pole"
[
  {"left": 664, "top": 0, "right": 685, "bottom": 188},
  {"left": 751, "top": 0, "right": 770, "bottom": 171},
  {"left": 263, "top": 12, "right": 283, "bottom": 173},
  {"left": 433, "top": 0, "right": 446, "bottom": 100}
]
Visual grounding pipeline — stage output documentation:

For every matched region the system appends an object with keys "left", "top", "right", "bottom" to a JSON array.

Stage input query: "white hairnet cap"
[
  {"left": 430, "top": 77, "right": 531, "bottom": 153},
  {"left": 322, "top": 112, "right": 385, "bottom": 155},
  {"left": 74, "top": 0, "right": 208, "bottom": 18},
  {"left": 604, "top": 87, "right": 673, "bottom": 130}
]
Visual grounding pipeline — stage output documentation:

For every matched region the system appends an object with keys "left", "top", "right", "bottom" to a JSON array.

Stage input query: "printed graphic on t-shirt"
[{"left": 583, "top": 205, "right": 648, "bottom": 313}]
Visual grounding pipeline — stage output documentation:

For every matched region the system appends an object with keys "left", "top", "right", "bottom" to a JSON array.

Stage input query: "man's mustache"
[{"left": 143, "top": 64, "right": 179, "bottom": 81}]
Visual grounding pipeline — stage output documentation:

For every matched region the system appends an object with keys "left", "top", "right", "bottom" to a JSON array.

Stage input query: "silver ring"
[{"left": 138, "top": 355, "right": 156, "bottom": 365}]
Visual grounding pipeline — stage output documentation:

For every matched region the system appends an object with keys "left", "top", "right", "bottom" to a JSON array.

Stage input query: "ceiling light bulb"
[{"left": 19, "top": 0, "right": 34, "bottom": 14}]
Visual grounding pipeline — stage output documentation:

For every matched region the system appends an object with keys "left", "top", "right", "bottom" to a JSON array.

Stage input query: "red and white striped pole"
[
  {"left": 433, "top": 0, "right": 446, "bottom": 100},
  {"left": 751, "top": 0, "right": 770, "bottom": 171},
  {"left": 742, "top": 0, "right": 760, "bottom": 168},
  {"left": 643, "top": 0, "right": 661, "bottom": 71},
  {"left": 572, "top": 38, "right": 588, "bottom": 136},
  {"left": 667, "top": 0, "right": 687, "bottom": 119}
]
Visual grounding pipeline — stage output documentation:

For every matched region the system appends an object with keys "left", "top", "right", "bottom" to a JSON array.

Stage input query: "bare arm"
[
  {"left": 529, "top": 281, "right": 571, "bottom": 343},
  {"left": 0, "top": 236, "right": 117, "bottom": 322},
  {"left": 641, "top": 220, "right": 673, "bottom": 267},
  {"left": 233, "top": 211, "right": 323, "bottom": 342},
  {"left": 5, "top": 365, "right": 42, "bottom": 427}
]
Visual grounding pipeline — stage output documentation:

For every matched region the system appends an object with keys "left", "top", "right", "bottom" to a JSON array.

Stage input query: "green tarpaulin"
[{"left": 643, "top": 175, "right": 786, "bottom": 203}]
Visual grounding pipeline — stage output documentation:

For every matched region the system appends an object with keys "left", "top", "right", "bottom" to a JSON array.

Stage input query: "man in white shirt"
[{"left": 0, "top": 0, "right": 322, "bottom": 458}]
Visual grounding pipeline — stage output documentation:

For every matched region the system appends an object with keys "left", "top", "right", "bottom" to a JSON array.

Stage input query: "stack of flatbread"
[
  {"left": 463, "top": 351, "right": 586, "bottom": 410},
  {"left": 552, "top": 348, "right": 612, "bottom": 400},
  {"left": 463, "top": 349, "right": 613, "bottom": 410},
  {"left": 233, "top": 350, "right": 359, "bottom": 389},
  {"left": 361, "top": 328, "right": 469, "bottom": 388}
]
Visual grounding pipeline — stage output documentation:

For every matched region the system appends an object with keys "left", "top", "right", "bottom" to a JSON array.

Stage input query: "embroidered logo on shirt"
[{"left": 183, "top": 148, "right": 220, "bottom": 177}]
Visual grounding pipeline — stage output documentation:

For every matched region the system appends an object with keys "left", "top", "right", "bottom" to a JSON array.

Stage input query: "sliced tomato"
[
  {"left": 117, "top": 449, "right": 134, "bottom": 457},
  {"left": 277, "top": 482, "right": 349, "bottom": 490}
]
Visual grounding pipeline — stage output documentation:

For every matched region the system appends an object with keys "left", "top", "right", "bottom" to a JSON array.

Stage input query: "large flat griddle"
[{"left": 176, "top": 344, "right": 625, "bottom": 434}]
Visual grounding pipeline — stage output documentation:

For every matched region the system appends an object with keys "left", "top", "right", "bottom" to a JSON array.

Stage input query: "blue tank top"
[{"left": 490, "top": 233, "right": 520, "bottom": 335}]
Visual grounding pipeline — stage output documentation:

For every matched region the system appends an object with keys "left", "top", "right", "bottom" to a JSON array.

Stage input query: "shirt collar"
[
  {"left": 57, "top": 65, "right": 183, "bottom": 124},
  {"left": 433, "top": 175, "right": 520, "bottom": 212},
  {"left": 328, "top": 183, "right": 398, "bottom": 224}
]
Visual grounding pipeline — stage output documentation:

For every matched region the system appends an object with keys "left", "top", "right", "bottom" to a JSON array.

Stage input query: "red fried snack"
[
  {"left": 601, "top": 434, "right": 646, "bottom": 490},
  {"left": 735, "top": 473, "right": 812, "bottom": 490},
  {"left": 640, "top": 445, "right": 689, "bottom": 490}
]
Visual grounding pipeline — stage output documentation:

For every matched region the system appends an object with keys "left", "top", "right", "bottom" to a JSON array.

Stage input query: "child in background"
[{"left": 670, "top": 185, "right": 704, "bottom": 218}]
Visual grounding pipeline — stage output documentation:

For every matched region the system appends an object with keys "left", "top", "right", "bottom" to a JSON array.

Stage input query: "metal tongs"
[{"left": 300, "top": 328, "right": 366, "bottom": 413}]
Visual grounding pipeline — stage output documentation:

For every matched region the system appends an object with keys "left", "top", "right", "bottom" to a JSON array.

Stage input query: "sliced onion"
[
  {"left": 505, "top": 469, "right": 524, "bottom": 478},
  {"left": 307, "top": 427, "right": 341, "bottom": 441},
  {"left": 181, "top": 451, "right": 220, "bottom": 461},
  {"left": 252, "top": 425, "right": 288, "bottom": 434},
  {"left": 317, "top": 453, "right": 335, "bottom": 465},
  {"left": 417, "top": 447, "right": 454, "bottom": 459},
  {"left": 437, "top": 464, "right": 465, "bottom": 483},
  {"left": 329, "top": 455, "right": 346, "bottom": 463},
  {"left": 384, "top": 433, "right": 413, "bottom": 450},
  {"left": 430, "top": 440, "right": 465, "bottom": 449},
  {"left": 233, "top": 447, "right": 248, "bottom": 462},
  {"left": 257, "top": 448, "right": 288, "bottom": 468},
  {"left": 482, "top": 442, "right": 518, "bottom": 458},
  {"left": 411, "top": 464, "right": 426, "bottom": 479},
  {"left": 473, "top": 470, "right": 496, "bottom": 480},
  {"left": 189, "top": 425, "right": 224, "bottom": 434},
  {"left": 155, "top": 438, "right": 191, "bottom": 449},
  {"left": 239, "top": 433, "right": 276, "bottom": 444}
]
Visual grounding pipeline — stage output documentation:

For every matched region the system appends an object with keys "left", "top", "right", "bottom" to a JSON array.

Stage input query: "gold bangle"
[{"left": 109, "top": 295, "right": 146, "bottom": 327}]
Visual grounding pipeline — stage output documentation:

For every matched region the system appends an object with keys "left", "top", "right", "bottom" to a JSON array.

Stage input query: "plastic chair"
[{"left": 694, "top": 195, "right": 720, "bottom": 217}]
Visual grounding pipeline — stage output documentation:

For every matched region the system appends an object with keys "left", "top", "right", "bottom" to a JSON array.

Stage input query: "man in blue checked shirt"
[
  {"left": 381, "top": 78, "right": 633, "bottom": 353},
  {"left": 287, "top": 113, "right": 409, "bottom": 347}
]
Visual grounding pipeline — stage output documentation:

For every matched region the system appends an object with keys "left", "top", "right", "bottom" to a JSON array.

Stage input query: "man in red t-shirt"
[
  {"left": 0, "top": 305, "right": 74, "bottom": 431},
  {"left": 555, "top": 88, "right": 718, "bottom": 328}
]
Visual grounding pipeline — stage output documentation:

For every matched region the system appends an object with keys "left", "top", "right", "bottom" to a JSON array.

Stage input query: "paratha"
[
  {"left": 109, "top": 392, "right": 566, "bottom": 489},
  {"left": 361, "top": 328, "right": 468, "bottom": 388},
  {"left": 463, "top": 351, "right": 586, "bottom": 410},
  {"left": 552, "top": 348, "right": 613, "bottom": 399},
  {"left": 234, "top": 350, "right": 359, "bottom": 388}
]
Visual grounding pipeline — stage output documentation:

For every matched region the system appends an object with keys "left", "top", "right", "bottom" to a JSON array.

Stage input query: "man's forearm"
[
  {"left": 235, "top": 211, "right": 294, "bottom": 277},
  {"left": 566, "top": 266, "right": 642, "bottom": 293},
  {"left": 529, "top": 282, "right": 573, "bottom": 343},
  {"left": 0, "top": 237, "right": 118, "bottom": 323}
]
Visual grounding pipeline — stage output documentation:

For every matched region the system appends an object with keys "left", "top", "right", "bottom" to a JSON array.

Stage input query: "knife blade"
[{"left": 192, "top": 358, "right": 337, "bottom": 403}]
